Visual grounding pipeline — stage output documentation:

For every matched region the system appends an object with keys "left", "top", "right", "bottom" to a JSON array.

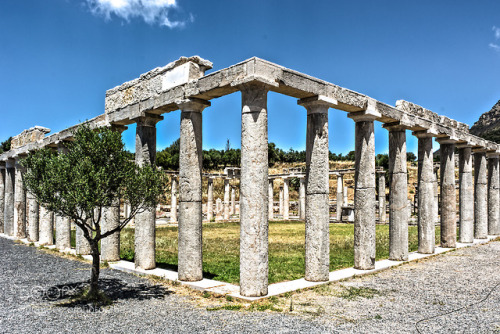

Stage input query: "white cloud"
[
  {"left": 86, "top": 0, "right": 192, "bottom": 28},
  {"left": 494, "top": 26, "right": 500, "bottom": 40},
  {"left": 489, "top": 43, "right": 500, "bottom": 52}
]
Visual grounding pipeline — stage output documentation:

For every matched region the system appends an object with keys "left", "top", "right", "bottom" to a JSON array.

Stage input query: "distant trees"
[{"left": 0, "top": 137, "right": 12, "bottom": 154}]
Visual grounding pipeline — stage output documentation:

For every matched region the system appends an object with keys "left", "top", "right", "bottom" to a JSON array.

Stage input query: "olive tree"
[{"left": 22, "top": 125, "right": 166, "bottom": 300}]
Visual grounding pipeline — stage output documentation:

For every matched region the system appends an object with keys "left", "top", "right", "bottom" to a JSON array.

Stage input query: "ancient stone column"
[
  {"left": 349, "top": 111, "right": 377, "bottom": 270},
  {"left": 170, "top": 177, "right": 178, "bottom": 223},
  {"left": 474, "top": 150, "right": 488, "bottom": 239},
  {"left": 458, "top": 145, "right": 474, "bottom": 243},
  {"left": 230, "top": 186, "right": 236, "bottom": 216},
  {"left": 26, "top": 192, "right": 39, "bottom": 242},
  {"left": 4, "top": 159, "right": 15, "bottom": 236},
  {"left": 487, "top": 152, "right": 500, "bottom": 235},
  {"left": 434, "top": 166, "right": 439, "bottom": 224},
  {"left": 438, "top": 139, "right": 457, "bottom": 248},
  {"left": 377, "top": 171, "right": 386, "bottom": 224},
  {"left": 13, "top": 158, "right": 27, "bottom": 239},
  {"left": 76, "top": 223, "right": 91, "bottom": 255},
  {"left": 283, "top": 178, "right": 290, "bottom": 220},
  {"left": 134, "top": 113, "right": 163, "bottom": 270},
  {"left": 216, "top": 198, "right": 222, "bottom": 217},
  {"left": 0, "top": 164, "right": 5, "bottom": 234},
  {"left": 207, "top": 178, "right": 214, "bottom": 221},
  {"left": 39, "top": 206, "right": 54, "bottom": 245},
  {"left": 268, "top": 179, "right": 274, "bottom": 220},
  {"left": 177, "top": 99, "right": 208, "bottom": 282},
  {"left": 384, "top": 124, "right": 408, "bottom": 261},
  {"left": 343, "top": 185, "right": 348, "bottom": 206},
  {"left": 279, "top": 186, "right": 284, "bottom": 216},
  {"left": 414, "top": 132, "right": 435, "bottom": 253},
  {"left": 223, "top": 178, "right": 230, "bottom": 220},
  {"left": 55, "top": 142, "right": 71, "bottom": 250},
  {"left": 299, "top": 96, "right": 333, "bottom": 282},
  {"left": 239, "top": 82, "right": 269, "bottom": 297},
  {"left": 299, "top": 177, "right": 306, "bottom": 220}
]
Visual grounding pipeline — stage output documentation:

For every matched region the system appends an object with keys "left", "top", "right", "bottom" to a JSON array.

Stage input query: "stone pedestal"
[
  {"left": 239, "top": 83, "right": 269, "bottom": 297},
  {"left": 4, "top": 159, "right": 15, "bottom": 236},
  {"left": 299, "top": 177, "right": 306, "bottom": 220},
  {"left": 223, "top": 179, "right": 230, "bottom": 220},
  {"left": 268, "top": 179, "right": 274, "bottom": 220},
  {"left": 0, "top": 165, "right": 4, "bottom": 234},
  {"left": 487, "top": 152, "right": 500, "bottom": 235},
  {"left": 458, "top": 145, "right": 474, "bottom": 243},
  {"left": 349, "top": 112, "right": 377, "bottom": 270},
  {"left": 385, "top": 124, "right": 408, "bottom": 261},
  {"left": 177, "top": 99, "right": 208, "bottom": 282},
  {"left": 39, "top": 206, "right": 54, "bottom": 245},
  {"left": 171, "top": 177, "right": 178, "bottom": 223},
  {"left": 26, "top": 193, "right": 39, "bottom": 242},
  {"left": 13, "top": 158, "right": 26, "bottom": 239},
  {"left": 473, "top": 150, "right": 488, "bottom": 239},
  {"left": 207, "top": 178, "right": 214, "bottom": 221},
  {"left": 415, "top": 133, "right": 435, "bottom": 253},
  {"left": 438, "top": 140, "right": 457, "bottom": 248},
  {"left": 299, "top": 96, "right": 333, "bottom": 282},
  {"left": 377, "top": 172, "right": 386, "bottom": 224},
  {"left": 134, "top": 114, "right": 162, "bottom": 270},
  {"left": 283, "top": 178, "right": 289, "bottom": 220}
]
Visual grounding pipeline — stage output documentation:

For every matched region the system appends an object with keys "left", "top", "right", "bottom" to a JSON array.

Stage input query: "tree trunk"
[{"left": 88, "top": 240, "right": 100, "bottom": 298}]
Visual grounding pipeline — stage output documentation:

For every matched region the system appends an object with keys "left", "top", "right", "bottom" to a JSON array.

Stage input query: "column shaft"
[
  {"left": 378, "top": 173, "right": 386, "bottom": 223},
  {"left": 299, "top": 177, "right": 306, "bottom": 220},
  {"left": 170, "top": 178, "right": 178, "bottom": 223},
  {"left": 27, "top": 193, "right": 39, "bottom": 242},
  {"left": 230, "top": 186, "right": 236, "bottom": 215},
  {"left": 268, "top": 179, "right": 274, "bottom": 219},
  {"left": 178, "top": 101, "right": 206, "bottom": 282},
  {"left": 387, "top": 126, "right": 408, "bottom": 261},
  {"left": 134, "top": 114, "right": 162, "bottom": 270},
  {"left": 439, "top": 142, "right": 456, "bottom": 248},
  {"left": 4, "top": 160, "right": 15, "bottom": 236},
  {"left": 239, "top": 84, "right": 269, "bottom": 297},
  {"left": 76, "top": 223, "right": 91, "bottom": 255},
  {"left": 207, "top": 179, "right": 214, "bottom": 221},
  {"left": 487, "top": 154, "right": 500, "bottom": 235},
  {"left": 458, "top": 146, "right": 474, "bottom": 243},
  {"left": 101, "top": 203, "right": 120, "bottom": 261},
  {"left": 223, "top": 179, "right": 230, "bottom": 220},
  {"left": 474, "top": 151, "right": 488, "bottom": 239},
  {"left": 416, "top": 135, "right": 435, "bottom": 253},
  {"left": 279, "top": 186, "right": 283, "bottom": 216},
  {"left": 39, "top": 206, "right": 54, "bottom": 245},
  {"left": 352, "top": 118, "right": 376, "bottom": 269},
  {"left": 300, "top": 98, "right": 330, "bottom": 282},
  {"left": 0, "top": 167, "right": 4, "bottom": 234},
  {"left": 283, "top": 178, "right": 289, "bottom": 220}
]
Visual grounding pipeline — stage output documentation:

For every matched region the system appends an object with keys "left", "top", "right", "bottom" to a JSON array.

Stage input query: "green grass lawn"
[{"left": 116, "top": 222, "right": 441, "bottom": 285}]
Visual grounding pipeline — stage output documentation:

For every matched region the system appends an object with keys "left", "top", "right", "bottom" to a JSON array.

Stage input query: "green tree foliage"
[
  {"left": 376, "top": 153, "right": 389, "bottom": 170},
  {"left": 22, "top": 125, "right": 167, "bottom": 300},
  {"left": 0, "top": 137, "right": 12, "bottom": 154},
  {"left": 406, "top": 152, "right": 417, "bottom": 162}
]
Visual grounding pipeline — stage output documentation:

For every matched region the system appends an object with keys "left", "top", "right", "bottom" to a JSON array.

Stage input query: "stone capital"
[
  {"left": 347, "top": 98, "right": 381, "bottom": 122},
  {"left": 486, "top": 151, "right": 500, "bottom": 158},
  {"left": 472, "top": 147, "right": 488, "bottom": 154},
  {"left": 456, "top": 143, "right": 473, "bottom": 149},
  {"left": 436, "top": 136, "right": 459, "bottom": 145},
  {"left": 134, "top": 113, "right": 164, "bottom": 127},
  {"left": 5, "top": 158, "right": 15, "bottom": 169},
  {"left": 232, "top": 77, "right": 277, "bottom": 91},
  {"left": 382, "top": 121, "right": 410, "bottom": 132},
  {"left": 110, "top": 124, "right": 128, "bottom": 133},
  {"left": 297, "top": 95, "right": 338, "bottom": 113},
  {"left": 176, "top": 98, "right": 211, "bottom": 113}
]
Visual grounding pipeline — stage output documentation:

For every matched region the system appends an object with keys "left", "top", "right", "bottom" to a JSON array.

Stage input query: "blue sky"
[{"left": 1, "top": 0, "right": 500, "bottom": 155}]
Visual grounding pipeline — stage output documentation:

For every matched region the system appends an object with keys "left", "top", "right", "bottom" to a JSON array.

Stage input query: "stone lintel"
[
  {"left": 176, "top": 98, "right": 211, "bottom": 112},
  {"left": 297, "top": 95, "right": 338, "bottom": 110}
]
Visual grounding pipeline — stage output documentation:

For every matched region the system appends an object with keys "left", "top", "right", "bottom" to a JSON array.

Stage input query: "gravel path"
[{"left": 0, "top": 237, "right": 499, "bottom": 333}]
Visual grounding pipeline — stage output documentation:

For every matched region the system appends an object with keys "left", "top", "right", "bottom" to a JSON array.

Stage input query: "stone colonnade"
[{"left": 2, "top": 56, "right": 500, "bottom": 298}]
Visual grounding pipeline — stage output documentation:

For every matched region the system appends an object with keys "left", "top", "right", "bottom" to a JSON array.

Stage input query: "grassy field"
[{"left": 114, "top": 222, "right": 440, "bottom": 285}]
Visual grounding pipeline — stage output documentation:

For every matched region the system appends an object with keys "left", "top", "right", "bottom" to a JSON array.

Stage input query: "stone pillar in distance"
[
  {"left": 177, "top": 98, "right": 209, "bottom": 282},
  {"left": 458, "top": 144, "right": 474, "bottom": 243},
  {"left": 230, "top": 186, "right": 236, "bottom": 216},
  {"left": 39, "top": 206, "right": 54, "bottom": 245},
  {"left": 437, "top": 138, "right": 457, "bottom": 248},
  {"left": 414, "top": 131, "right": 436, "bottom": 253},
  {"left": 239, "top": 82, "right": 269, "bottom": 297},
  {"left": 4, "top": 159, "right": 15, "bottom": 236},
  {"left": 349, "top": 107, "right": 379, "bottom": 270},
  {"left": 0, "top": 164, "right": 4, "bottom": 234},
  {"left": 223, "top": 178, "right": 230, "bottom": 220},
  {"left": 384, "top": 123, "right": 409, "bottom": 261},
  {"left": 473, "top": 149, "right": 488, "bottom": 239},
  {"left": 26, "top": 191, "right": 39, "bottom": 242},
  {"left": 279, "top": 186, "right": 284, "bottom": 217},
  {"left": 377, "top": 171, "right": 386, "bottom": 224},
  {"left": 134, "top": 113, "right": 163, "bottom": 270},
  {"left": 170, "top": 177, "right": 178, "bottom": 223},
  {"left": 299, "top": 96, "right": 335, "bottom": 282},
  {"left": 268, "top": 179, "right": 274, "bottom": 220},
  {"left": 487, "top": 151, "right": 500, "bottom": 236},
  {"left": 283, "top": 178, "right": 289, "bottom": 220},
  {"left": 299, "top": 177, "right": 306, "bottom": 220},
  {"left": 207, "top": 178, "right": 214, "bottom": 221},
  {"left": 13, "top": 157, "right": 27, "bottom": 239},
  {"left": 54, "top": 142, "right": 71, "bottom": 250}
]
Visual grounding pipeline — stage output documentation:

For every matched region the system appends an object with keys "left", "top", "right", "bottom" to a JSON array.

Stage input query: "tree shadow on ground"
[
  {"left": 37, "top": 277, "right": 171, "bottom": 310},
  {"left": 155, "top": 262, "right": 217, "bottom": 280}
]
